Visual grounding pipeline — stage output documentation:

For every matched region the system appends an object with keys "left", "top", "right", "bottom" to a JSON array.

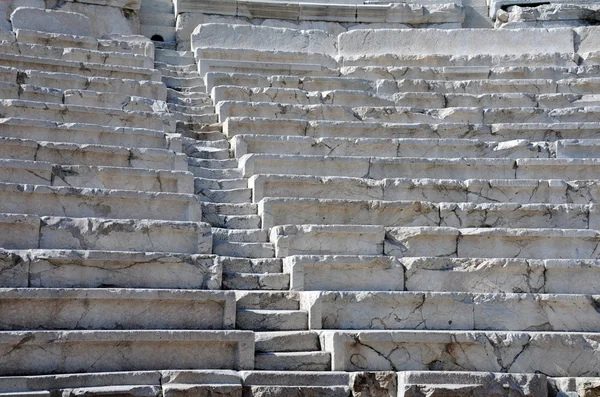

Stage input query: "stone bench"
[
  {"left": 0, "top": 330, "right": 254, "bottom": 375},
  {"left": 0, "top": 183, "right": 202, "bottom": 221},
  {"left": 0, "top": 118, "right": 171, "bottom": 150},
  {"left": 0, "top": 288, "right": 235, "bottom": 330},
  {"left": 307, "top": 290, "right": 600, "bottom": 331},
  {"left": 321, "top": 330, "right": 600, "bottom": 374}
]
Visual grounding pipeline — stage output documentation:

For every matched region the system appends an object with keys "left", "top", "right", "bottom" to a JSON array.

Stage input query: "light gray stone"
[{"left": 10, "top": 7, "right": 90, "bottom": 36}]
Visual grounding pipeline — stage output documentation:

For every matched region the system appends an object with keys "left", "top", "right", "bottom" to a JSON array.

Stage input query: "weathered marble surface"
[{"left": 10, "top": 7, "right": 91, "bottom": 36}]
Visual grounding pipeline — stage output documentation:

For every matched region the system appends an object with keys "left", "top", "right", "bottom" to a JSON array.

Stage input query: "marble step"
[
  {"left": 196, "top": 187, "right": 252, "bottom": 203},
  {"left": 240, "top": 372, "right": 349, "bottom": 397},
  {"left": 157, "top": 62, "right": 198, "bottom": 74},
  {"left": 14, "top": 30, "right": 154, "bottom": 57},
  {"left": 235, "top": 291, "right": 299, "bottom": 310},
  {"left": 249, "top": 174, "right": 600, "bottom": 205},
  {"left": 310, "top": 290, "right": 600, "bottom": 332},
  {"left": 0, "top": 214, "right": 211, "bottom": 253},
  {"left": 165, "top": 111, "right": 217, "bottom": 125},
  {"left": 155, "top": 49, "right": 195, "bottom": 66},
  {"left": 0, "top": 137, "right": 186, "bottom": 170},
  {"left": 5, "top": 69, "right": 166, "bottom": 100},
  {"left": 189, "top": 158, "right": 238, "bottom": 169},
  {"left": 0, "top": 330, "right": 253, "bottom": 375},
  {"left": 184, "top": 145, "right": 229, "bottom": 160},
  {"left": 0, "top": 100, "right": 171, "bottom": 132},
  {"left": 202, "top": 202, "right": 257, "bottom": 216},
  {"left": 212, "top": 228, "right": 268, "bottom": 243},
  {"left": 167, "top": 103, "right": 214, "bottom": 114},
  {"left": 254, "top": 352, "right": 331, "bottom": 371},
  {"left": 236, "top": 309, "right": 308, "bottom": 331},
  {"left": 385, "top": 226, "right": 600, "bottom": 259},
  {"left": 217, "top": 101, "right": 600, "bottom": 124},
  {"left": 0, "top": 117, "right": 169, "bottom": 150},
  {"left": 0, "top": 159, "right": 193, "bottom": 193},
  {"left": 232, "top": 135, "right": 553, "bottom": 159},
  {"left": 0, "top": 183, "right": 202, "bottom": 221},
  {"left": 166, "top": 89, "right": 210, "bottom": 105},
  {"left": 204, "top": 214, "right": 261, "bottom": 229},
  {"left": 259, "top": 198, "right": 593, "bottom": 229},
  {"left": 198, "top": 58, "right": 337, "bottom": 80},
  {"left": 190, "top": 166, "right": 243, "bottom": 179},
  {"left": 218, "top": 257, "right": 283, "bottom": 273},
  {"left": 214, "top": 240, "right": 275, "bottom": 258},
  {"left": 61, "top": 90, "right": 168, "bottom": 112},
  {"left": 162, "top": 75, "right": 204, "bottom": 89},
  {"left": 255, "top": 331, "right": 321, "bottom": 353},
  {"left": 0, "top": 249, "right": 220, "bottom": 289},
  {"left": 0, "top": 52, "right": 159, "bottom": 82},
  {"left": 0, "top": 288, "right": 235, "bottom": 330},
  {"left": 139, "top": 0, "right": 173, "bottom": 13},
  {"left": 196, "top": 177, "right": 247, "bottom": 190},
  {"left": 223, "top": 272, "right": 289, "bottom": 290},
  {"left": 225, "top": 117, "right": 600, "bottom": 142},
  {"left": 322, "top": 330, "right": 600, "bottom": 375}
]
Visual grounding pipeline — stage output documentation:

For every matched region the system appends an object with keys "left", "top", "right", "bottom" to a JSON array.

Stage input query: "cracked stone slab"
[{"left": 10, "top": 8, "right": 91, "bottom": 36}]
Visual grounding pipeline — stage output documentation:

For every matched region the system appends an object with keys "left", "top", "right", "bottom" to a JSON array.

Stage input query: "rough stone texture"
[{"left": 10, "top": 7, "right": 91, "bottom": 36}]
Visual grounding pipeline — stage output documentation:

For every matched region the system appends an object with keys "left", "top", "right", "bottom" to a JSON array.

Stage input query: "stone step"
[
  {"left": 202, "top": 202, "right": 257, "bottom": 216},
  {"left": 162, "top": 75, "right": 204, "bottom": 89},
  {"left": 214, "top": 240, "right": 275, "bottom": 258},
  {"left": 166, "top": 89, "right": 210, "bottom": 105},
  {"left": 157, "top": 62, "right": 197, "bottom": 74},
  {"left": 198, "top": 58, "right": 337, "bottom": 80},
  {"left": 11, "top": 69, "right": 166, "bottom": 100},
  {"left": 223, "top": 272, "right": 289, "bottom": 290},
  {"left": 0, "top": 100, "right": 171, "bottom": 133},
  {"left": 0, "top": 288, "right": 235, "bottom": 330},
  {"left": 0, "top": 330, "right": 253, "bottom": 375},
  {"left": 385, "top": 226, "right": 600, "bottom": 259},
  {"left": 240, "top": 154, "right": 517, "bottom": 180},
  {"left": 0, "top": 117, "right": 169, "bottom": 150},
  {"left": 14, "top": 30, "right": 154, "bottom": 58},
  {"left": 212, "top": 228, "right": 267, "bottom": 243},
  {"left": 190, "top": 166, "right": 243, "bottom": 179},
  {"left": 196, "top": 177, "right": 247, "bottom": 190},
  {"left": 168, "top": 112, "right": 218, "bottom": 125},
  {"left": 0, "top": 249, "right": 220, "bottom": 289},
  {"left": 61, "top": 90, "right": 168, "bottom": 112},
  {"left": 140, "top": 0, "right": 173, "bottom": 13},
  {"left": 398, "top": 371, "right": 546, "bottom": 397},
  {"left": 225, "top": 117, "right": 600, "bottom": 142},
  {"left": 0, "top": 214, "right": 211, "bottom": 253},
  {"left": 189, "top": 158, "right": 238, "bottom": 169},
  {"left": 284, "top": 255, "right": 404, "bottom": 292},
  {"left": 218, "top": 257, "right": 283, "bottom": 273},
  {"left": 0, "top": 159, "right": 193, "bottom": 193},
  {"left": 232, "top": 134, "right": 553, "bottom": 159},
  {"left": 205, "top": 214, "right": 261, "bottom": 229},
  {"left": 0, "top": 183, "right": 202, "bottom": 221},
  {"left": 181, "top": 130, "right": 227, "bottom": 142},
  {"left": 558, "top": 139, "right": 600, "bottom": 158},
  {"left": 255, "top": 331, "right": 320, "bottom": 353},
  {"left": 249, "top": 174, "right": 600, "bottom": 205},
  {"left": 218, "top": 101, "right": 600, "bottom": 124},
  {"left": 0, "top": 136, "right": 186, "bottom": 170},
  {"left": 240, "top": 372, "right": 349, "bottom": 397},
  {"left": 0, "top": 52, "right": 159, "bottom": 82},
  {"left": 310, "top": 290, "right": 600, "bottom": 332},
  {"left": 254, "top": 352, "right": 331, "bottom": 371},
  {"left": 155, "top": 49, "right": 195, "bottom": 66},
  {"left": 235, "top": 291, "right": 299, "bottom": 310},
  {"left": 184, "top": 145, "right": 229, "bottom": 160},
  {"left": 259, "top": 198, "right": 593, "bottom": 229},
  {"left": 322, "top": 330, "right": 600, "bottom": 375},
  {"left": 167, "top": 103, "right": 214, "bottom": 114},
  {"left": 196, "top": 187, "right": 252, "bottom": 203},
  {"left": 236, "top": 309, "right": 307, "bottom": 331}
]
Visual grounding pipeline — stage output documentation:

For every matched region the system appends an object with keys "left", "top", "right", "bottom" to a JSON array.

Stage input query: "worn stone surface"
[{"left": 10, "top": 7, "right": 91, "bottom": 36}]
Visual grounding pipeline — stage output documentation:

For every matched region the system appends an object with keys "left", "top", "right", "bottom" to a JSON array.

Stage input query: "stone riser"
[
  {"left": 0, "top": 100, "right": 170, "bottom": 132},
  {"left": 0, "top": 215, "right": 211, "bottom": 253},
  {"left": 232, "top": 135, "right": 554, "bottom": 160},
  {"left": 0, "top": 249, "right": 221, "bottom": 290},
  {"left": 322, "top": 330, "right": 600, "bottom": 375},
  {"left": 309, "top": 291, "right": 600, "bottom": 332},
  {"left": 260, "top": 198, "right": 592, "bottom": 230},
  {"left": 0, "top": 137, "right": 186, "bottom": 170},
  {"left": 0, "top": 183, "right": 202, "bottom": 222},
  {"left": 0, "top": 288, "right": 235, "bottom": 330},
  {"left": 224, "top": 117, "right": 600, "bottom": 142},
  {"left": 0, "top": 159, "right": 193, "bottom": 194},
  {"left": 250, "top": 175, "right": 600, "bottom": 205},
  {"left": 0, "top": 118, "right": 169, "bottom": 150},
  {"left": 0, "top": 330, "right": 254, "bottom": 375}
]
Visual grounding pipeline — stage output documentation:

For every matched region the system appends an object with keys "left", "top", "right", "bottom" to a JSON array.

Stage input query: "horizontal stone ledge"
[
  {"left": 306, "top": 290, "right": 600, "bottom": 332},
  {"left": 0, "top": 183, "right": 202, "bottom": 221},
  {"left": 385, "top": 226, "right": 600, "bottom": 259},
  {"left": 0, "top": 330, "right": 255, "bottom": 375},
  {"left": 250, "top": 174, "right": 600, "bottom": 204},
  {"left": 0, "top": 288, "right": 235, "bottom": 330},
  {"left": 0, "top": 249, "right": 221, "bottom": 289},
  {"left": 197, "top": 58, "right": 337, "bottom": 79},
  {"left": 0, "top": 117, "right": 169, "bottom": 150},
  {"left": 321, "top": 329, "right": 600, "bottom": 374}
]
